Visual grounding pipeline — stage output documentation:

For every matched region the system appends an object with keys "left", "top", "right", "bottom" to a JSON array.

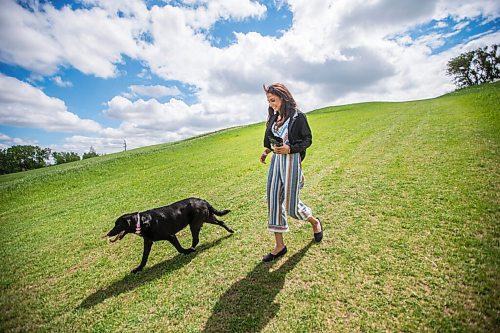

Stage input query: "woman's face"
[{"left": 266, "top": 92, "right": 282, "bottom": 112}]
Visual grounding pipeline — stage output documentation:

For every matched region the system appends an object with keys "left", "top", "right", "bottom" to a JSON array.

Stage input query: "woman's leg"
[
  {"left": 284, "top": 154, "right": 323, "bottom": 234},
  {"left": 264, "top": 155, "right": 289, "bottom": 259},
  {"left": 267, "top": 155, "right": 288, "bottom": 233},
  {"left": 272, "top": 232, "right": 286, "bottom": 254},
  {"left": 307, "top": 216, "right": 322, "bottom": 233},
  {"left": 284, "top": 154, "right": 313, "bottom": 221}
]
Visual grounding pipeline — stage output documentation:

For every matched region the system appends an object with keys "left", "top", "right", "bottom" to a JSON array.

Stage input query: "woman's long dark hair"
[{"left": 263, "top": 83, "right": 297, "bottom": 127}]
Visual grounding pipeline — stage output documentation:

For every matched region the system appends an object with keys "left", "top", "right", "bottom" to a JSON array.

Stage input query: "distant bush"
[{"left": 82, "top": 146, "right": 100, "bottom": 160}]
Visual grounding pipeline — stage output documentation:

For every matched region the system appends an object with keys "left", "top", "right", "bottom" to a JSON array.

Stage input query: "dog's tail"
[{"left": 207, "top": 202, "right": 230, "bottom": 216}]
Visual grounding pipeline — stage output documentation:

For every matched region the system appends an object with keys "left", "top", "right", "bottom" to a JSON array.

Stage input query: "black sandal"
[
  {"left": 314, "top": 218, "right": 323, "bottom": 243},
  {"left": 262, "top": 246, "right": 287, "bottom": 262}
]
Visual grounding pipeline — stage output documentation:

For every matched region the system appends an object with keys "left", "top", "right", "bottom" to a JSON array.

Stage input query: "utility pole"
[{"left": 123, "top": 140, "right": 127, "bottom": 152}]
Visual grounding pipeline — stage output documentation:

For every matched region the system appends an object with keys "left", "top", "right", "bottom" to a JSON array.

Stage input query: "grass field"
[{"left": 1, "top": 82, "right": 499, "bottom": 332}]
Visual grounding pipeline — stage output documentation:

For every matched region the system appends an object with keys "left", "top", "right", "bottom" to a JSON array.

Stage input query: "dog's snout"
[{"left": 107, "top": 230, "right": 126, "bottom": 243}]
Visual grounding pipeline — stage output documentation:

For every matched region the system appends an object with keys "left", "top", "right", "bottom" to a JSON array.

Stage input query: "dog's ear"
[
  {"left": 142, "top": 215, "right": 151, "bottom": 228},
  {"left": 121, "top": 214, "right": 137, "bottom": 232},
  {"left": 115, "top": 214, "right": 131, "bottom": 228}
]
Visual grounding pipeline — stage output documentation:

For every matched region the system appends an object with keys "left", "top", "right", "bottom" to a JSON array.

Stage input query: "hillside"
[{"left": 1, "top": 82, "right": 499, "bottom": 332}]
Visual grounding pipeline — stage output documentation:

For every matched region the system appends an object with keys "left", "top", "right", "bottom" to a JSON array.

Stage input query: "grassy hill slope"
[{"left": 1, "top": 82, "right": 498, "bottom": 332}]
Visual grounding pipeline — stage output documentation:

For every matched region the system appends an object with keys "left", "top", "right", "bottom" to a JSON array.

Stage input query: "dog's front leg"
[
  {"left": 132, "top": 238, "right": 153, "bottom": 273},
  {"left": 167, "top": 235, "right": 195, "bottom": 254}
]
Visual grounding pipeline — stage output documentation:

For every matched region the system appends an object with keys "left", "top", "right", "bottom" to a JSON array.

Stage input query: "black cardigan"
[{"left": 263, "top": 110, "right": 312, "bottom": 161}]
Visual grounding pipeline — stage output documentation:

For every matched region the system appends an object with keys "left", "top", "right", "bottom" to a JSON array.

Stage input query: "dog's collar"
[{"left": 135, "top": 212, "right": 141, "bottom": 235}]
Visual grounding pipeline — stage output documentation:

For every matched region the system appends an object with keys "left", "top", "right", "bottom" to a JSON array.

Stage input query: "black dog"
[{"left": 105, "top": 197, "right": 234, "bottom": 273}]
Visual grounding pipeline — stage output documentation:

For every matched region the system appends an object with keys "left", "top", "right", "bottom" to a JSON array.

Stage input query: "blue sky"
[{"left": 0, "top": 0, "right": 499, "bottom": 155}]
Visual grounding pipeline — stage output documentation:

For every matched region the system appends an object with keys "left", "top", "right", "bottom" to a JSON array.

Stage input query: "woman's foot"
[
  {"left": 311, "top": 217, "right": 323, "bottom": 242},
  {"left": 262, "top": 246, "right": 287, "bottom": 262},
  {"left": 311, "top": 218, "right": 322, "bottom": 233}
]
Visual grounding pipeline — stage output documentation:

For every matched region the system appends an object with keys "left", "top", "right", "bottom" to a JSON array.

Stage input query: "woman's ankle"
[
  {"left": 272, "top": 244, "right": 286, "bottom": 254},
  {"left": 307, "top": 216, "right": 319, "bottom": 225}
]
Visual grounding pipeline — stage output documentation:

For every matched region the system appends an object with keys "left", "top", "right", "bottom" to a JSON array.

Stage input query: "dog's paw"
[
  {"left": 183, "top": 247, "right": 196, "bottom": 254},
  {"left": 131, "top": 266, "right": 143, "bottom": 274}
]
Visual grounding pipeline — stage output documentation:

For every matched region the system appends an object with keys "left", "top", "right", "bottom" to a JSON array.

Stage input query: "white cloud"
[
  {"left": 453, "top": 20, "right": 470, "bottom": 31},
  {"left": 0, "top": 0, "right": 266, "bottom": 78},
  {"left": 0, "top": 74, "right": 102, "bottom": 132},
  {"left": 272, "top": 0, "right": 287, "bottom": 11},
  {"left": 52, "top": 76, "right": 73, "bottom": 87},
  {"left": 103, "top": 95, "right": 233, "bottom": 132},
  {"left": 128, "top": 84, "right": 181, "bottom": 98},
  {"left": 0, "top": 132, "right": 38, "bottom": 149},
  {"left": 137, "top": 68, "right": 152, "bottom": 79},
  {"left": 52, "top": 135, "right": 126, "bottom": 155},
  {"left": 165, "top": 0, "right": 267, "bottom": 29},
  {"left": 27, "top": 73, "right": 45, "bottom": 84},
  {"left": 56, "top": 127, "right": 200, "bottom": 155},
  {"left": 0, "top": 0, "right": 143, "bottom": 77},
  {"left": 465, "top": 29, "right": 498, "bottom": 42},
  {"left": 0, "top": 1, "right": 62, "bottom": 75},
  {"left": 435, "top": 21, "right": 449, "bottom": 28},
  {"left": 49, "top": 92, "right": 251, "bottom": 155},
  {"left": 415, "top": 32, "right": 447, "bottom": 50},
  {"left": 435, "top": 0, "right": 500, "bottom": 21}
]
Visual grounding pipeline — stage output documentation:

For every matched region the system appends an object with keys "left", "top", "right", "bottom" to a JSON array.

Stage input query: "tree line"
[{"left": 0, "top": 145, "right": 100, "bottom": 175}]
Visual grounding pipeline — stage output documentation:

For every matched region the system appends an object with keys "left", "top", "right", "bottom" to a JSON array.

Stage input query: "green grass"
[{"left": 1, "top": 82, "right": 499, "bottom": 332}]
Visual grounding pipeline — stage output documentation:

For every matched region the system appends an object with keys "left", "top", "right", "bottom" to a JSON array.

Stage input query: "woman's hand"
[
  {"left": 273, "top": 144, "right": 291, "bottom": 155},
  {"left": 260, "top": 149, "right": 271, "bottom": 164}
]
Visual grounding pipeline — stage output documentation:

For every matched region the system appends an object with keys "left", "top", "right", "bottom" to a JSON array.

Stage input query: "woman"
[{"left": 259, "top": 83, "right": 323, "bottom": 262}]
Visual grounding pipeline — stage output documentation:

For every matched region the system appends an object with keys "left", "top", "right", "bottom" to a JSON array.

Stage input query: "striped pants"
[{"left": 267, "top": 152, "right": 312, "bottom": 233}]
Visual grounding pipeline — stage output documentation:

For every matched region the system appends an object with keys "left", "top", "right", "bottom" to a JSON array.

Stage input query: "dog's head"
[{"left": 105, "top": 213, "right": 137, "bottom": 243}]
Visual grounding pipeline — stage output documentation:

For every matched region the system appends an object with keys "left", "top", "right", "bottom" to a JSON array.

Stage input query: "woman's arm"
[
  {"left": 261, "top": 122, "right": 273, "bottom": 163},
  {"left": 289, "top": 113, "right": 312, "bottom": 154}
]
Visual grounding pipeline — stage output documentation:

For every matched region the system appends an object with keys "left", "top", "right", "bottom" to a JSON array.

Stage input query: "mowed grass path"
[{"left": 1, "top": 83, "right": 498, "bottom": 332}]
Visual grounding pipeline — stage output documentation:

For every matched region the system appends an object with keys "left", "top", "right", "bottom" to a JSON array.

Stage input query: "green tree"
[
  {"left": 52, "top": 151, "right": 81, "bottom": 165},
  {"left": 0, "top": 145, "right": 51, "bottom": 174},
  {"left": 0, "top": 149, "right": 7, "bottom": 174},
  {"left": 82, "top": 146, "right": 99, "bottom": 160},
  {"left": 447, "top": 44, "right": 500, "bottom": 88}
]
